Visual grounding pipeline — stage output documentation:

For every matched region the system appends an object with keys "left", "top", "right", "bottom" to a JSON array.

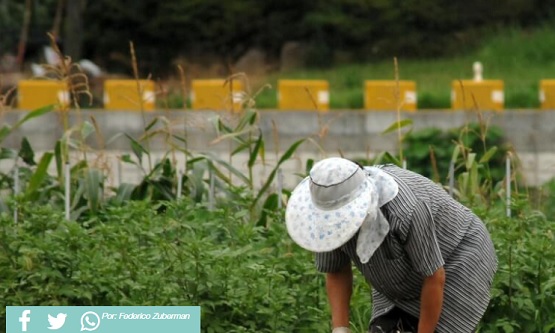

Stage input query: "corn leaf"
[
  {"left": 85, "top": 169, "right": 103, "bottom": 213},
  {"left": 252, "top": 138, "right": 305, "bottom": 210},
  {"left": 204, "top": 154, "right": 250, "bottom": 185},
  {"left": 248, "top": 130, "right": 264, "bottom": 169},
  {"left": 451, "top": 144, "right": 461, "bottom": 163},
  {"left": 126, "top": 134, "right": 149, "bottom": 163},
  {"left": 479, "top": 146, "right": 498, "bottom": 164},
  {"left": 18, "top": 104, "right": 54, "bottom": 126},
  {"left": 113, "top": 183, "right": 135, "bottom": 205},
  {"left": 18, "top": 137, "right": 36, "bottom": 166},
  {"left": 465, "top": 153, "right": 476, "bottom": 170},
  {"left": 145, "top": 117, "right": 159, "bottom": 132},
  {"left": 54, "top": 141, "right": 63, "bottom": 179},
  {"left": 382, "top": 119, "right": 413, "bottom": 134},
  {"left": 256, "top": 193, "right": 279, "bottom": 227},
  {"left": 234, "top": 109, "right": 257, "bottom": 131},
  {"left": 80, "top": 121, "right": 96, "bottom": 140},
  {"left": 0, "top": 125, "right": 11, "bottom": 143},
  {"left": 374, "top": 151, "right": 401, "bottom": 167},
  {"left": 25, "top": 152, "right": 53, "bottom": 201}
]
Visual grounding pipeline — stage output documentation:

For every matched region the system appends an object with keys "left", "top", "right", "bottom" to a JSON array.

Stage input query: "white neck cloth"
[{"left": 356, "top": 167, "right": 399, "bottom": 263}]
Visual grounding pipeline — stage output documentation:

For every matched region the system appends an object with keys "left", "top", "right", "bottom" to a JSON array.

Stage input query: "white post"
[
  {"left": 13, "top": 167, "right": 19, "bottom": 224},
  {"left": 506, "top": 156, "right": 511, "bottom": 218},
  {"left": 402, "top": 159, "right": 407, "bottom": 169},
  {"left": 473, "top": 61, "right": 483, "bottom": 82},
  {"left": 177, "top": 169, "right": 183, "bottom": 199},
  {"left": 65, "top": 163, "right": 71, "bottom": 220},
  {"left": 117, "top": 158, "right": 122, "bottom": 186},
  {"left": 114, "top": 157, "right": 122, "bottom": 186}
]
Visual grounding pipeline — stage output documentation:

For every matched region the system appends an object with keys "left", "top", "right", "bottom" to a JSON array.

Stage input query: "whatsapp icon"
[{"left": 80, "top": 311, "right": 101, "bottom": 331}]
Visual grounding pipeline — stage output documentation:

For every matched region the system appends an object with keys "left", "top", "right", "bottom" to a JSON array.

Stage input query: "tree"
[{"left": 64, "top": 0, "right": 85, "bottom": 61}]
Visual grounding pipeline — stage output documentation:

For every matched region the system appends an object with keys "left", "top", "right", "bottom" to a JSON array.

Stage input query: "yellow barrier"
[
  {"left": 451, "top": 80, "right": 504, "bottom": 111},
  {"left": 190, "top": 79, "right": 244, "bottom": 111},
  {"left": 364, "top": 80, "right": 417, "bottom": 111},
  {"left": 17, "top": 80, "right": 69, "bottom": 110},
  {"left": 104, "top": 80, "right": 155, "bottom": 110},
  {"left": 539, "top": 80, "right": 555, "bottom": 110},
  {"left": 278, "top": 80, "right": 329, "bottom": 111}
]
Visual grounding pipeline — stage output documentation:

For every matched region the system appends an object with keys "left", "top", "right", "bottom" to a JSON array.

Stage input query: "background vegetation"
[
  {"left": 1, "top": 1, "right": 555, "bottom": 331},
  {"left": 0, "top": 99, "right": 554, "bottom": 332},
  {"left": 251, "top": 24, "right": 555, "bottom": 110},
  {"left": 2, "top": 0, "right": 554, "bottom": 71},
  {"left": 1, "top": 195, "right": 552, "bottom": 333},
  {"left": 3, "top": 2, "right": 555, "bottom": 109}
]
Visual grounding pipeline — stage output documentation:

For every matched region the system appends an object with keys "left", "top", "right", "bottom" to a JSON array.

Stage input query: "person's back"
[
  {"left": 379, "top": 164, "right": 493, "bottom": 264},
  {"left": 316, "top": 164, "right": 497, "bottom": 332},
  {"left": 286, "top": 158, "right": 498, "bottom": 333}
]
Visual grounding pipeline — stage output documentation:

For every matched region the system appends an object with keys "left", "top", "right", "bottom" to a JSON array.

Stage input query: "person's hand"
[{"left": 332, "top": 327, "right": 351, "bottom": 333}]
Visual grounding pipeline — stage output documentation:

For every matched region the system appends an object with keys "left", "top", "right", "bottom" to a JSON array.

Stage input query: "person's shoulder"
[
  {"left": 376, "top": 164, "right": 431, "bottom": 181},
  {"left": 372, "top": 163, "right": 407, "bottom": 177}
]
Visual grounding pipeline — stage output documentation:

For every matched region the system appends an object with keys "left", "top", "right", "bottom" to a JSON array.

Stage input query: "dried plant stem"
[
  {"left": 229, "top": 76, "right": 235, "bottom": 113},
  {"left": 305, "top": 86, "right": 319, "bottom": 111},
  {"left": 177, "top": 65, "right": 189, "bottom": 173},
  {"left": 0, "top": 86, "right": 16, "bottom": 113},
  {"left": 17, "top": 0, "right": 32, "bottom": 70},
  {"left": 130, "top": 41, "right": 152, "bottom": 172},
  {"left": 156, "top": 80, "right": 177, "bottom": 164},
  {"left": 51, "top": 0, "right": 65, "bottom": 37},
  {"left": 177, "top": 65, "right": 188, "bottom": 111},
  {"left": 271, "top": 119, "right": 280, "bottom": 162},
  {"left": 47, "top": 32, "right": 92, "bottom": 164}
]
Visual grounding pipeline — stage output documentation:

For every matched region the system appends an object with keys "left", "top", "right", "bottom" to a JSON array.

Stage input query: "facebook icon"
[{"left": 18, "top": 310, "right": 31, "bottom": 331}]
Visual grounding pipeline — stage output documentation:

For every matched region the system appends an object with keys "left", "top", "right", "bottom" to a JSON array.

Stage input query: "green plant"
[
  {"left": 0, "top": 199, "right": 333, "bottom": 332},
  {"left": 478, "top": 198, "right": 555, "bottom": 333},
  {"left": 2, "top": 31, "right": 555, "bottom": 333},
  {"left": 1, "top": 183, "right": 554, "bottom": 332}
]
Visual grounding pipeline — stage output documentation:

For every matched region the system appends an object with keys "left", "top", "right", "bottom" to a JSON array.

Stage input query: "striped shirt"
[{"left": 315, "top": 164, "right": 498, "bottom": 333}]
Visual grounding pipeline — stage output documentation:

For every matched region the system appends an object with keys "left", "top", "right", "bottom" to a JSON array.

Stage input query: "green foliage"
[
  {"left": 5, "top": 1, "right": 555, "bottom": 113},
  {"left": 1, "top": 192, "right": 554, "bottom": 332},
  {"left": 402, "top": 123, "right": 510, "bottom": 188},
  {"left": 1, "top": 48, "right": 554, "bottom": 332},
  {"left": 4, "top": 0, "right": 548, "bottom": 73},
  {"left": 537, "top": 179, "right": 555, "bottom": 218},
  {"left": 0, "top": 100, "right": 304, "bottom": 227},
  {"left": 1, "top": 111, "right": 554, "bottom": 332},
  {"left": 0, "top": 200, "right": 330, "bottom": 332},
  {"left": 221, "top": 24, "right": 555, "bottom": 110},
  {"left": 0, "top": 0, "right": 58, "bottom": 53},
  {"left": 356, "top": 121, "right": 511, "bottom": 208},
  {"left": 478, "top": 200, "right": 555, "bottom": 333}
]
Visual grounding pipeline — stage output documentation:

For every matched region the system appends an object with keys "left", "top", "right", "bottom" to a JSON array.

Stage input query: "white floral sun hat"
[{"left": 285, "top": 157, "right": 399, "bottom": 263}]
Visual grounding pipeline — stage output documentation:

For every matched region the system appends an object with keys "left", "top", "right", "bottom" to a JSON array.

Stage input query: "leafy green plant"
[
  {"left": 1, "top": 185, "right": 554, "bottom": 332},
  {"left": 478, "top": 198, "right": 555, "bottom": 333},
  {"left": 402, "top": 123, "right": 509, "bottom": 183},
  {"left": 1, "top": 34, "right": 554, "bottom": 333},
  {"left": 0, "top": 199, "right": 332, "bottom": 332}
]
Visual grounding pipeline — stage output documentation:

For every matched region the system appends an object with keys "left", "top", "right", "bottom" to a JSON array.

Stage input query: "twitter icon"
[{"left": 48, "top": 313, "right": 67, "bottom": 330}]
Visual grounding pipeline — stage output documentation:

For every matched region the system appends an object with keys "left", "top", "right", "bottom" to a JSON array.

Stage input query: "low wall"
[{"left": 2, "top": 109, "right": 555, "bottom": 186}]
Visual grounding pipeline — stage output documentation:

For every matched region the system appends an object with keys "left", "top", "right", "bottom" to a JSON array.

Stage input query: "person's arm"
[
  {"left": 326, "top": 263, "right": 353, "bottom": 330},
  {"left": 418, "top": 266, "right": 446, "bottom": 333},
  {"left": 402, "top": 200, "right": 446, "bottom": 332}
]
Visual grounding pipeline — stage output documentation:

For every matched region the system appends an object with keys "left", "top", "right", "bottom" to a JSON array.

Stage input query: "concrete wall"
[{"left": 2, "top": 109, "right": 555, "bottom": 186}]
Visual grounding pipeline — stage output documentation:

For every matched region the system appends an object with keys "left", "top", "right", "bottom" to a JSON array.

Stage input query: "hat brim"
[{"left": 285, "top": 176, "right": 372, "bottom": 253}]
